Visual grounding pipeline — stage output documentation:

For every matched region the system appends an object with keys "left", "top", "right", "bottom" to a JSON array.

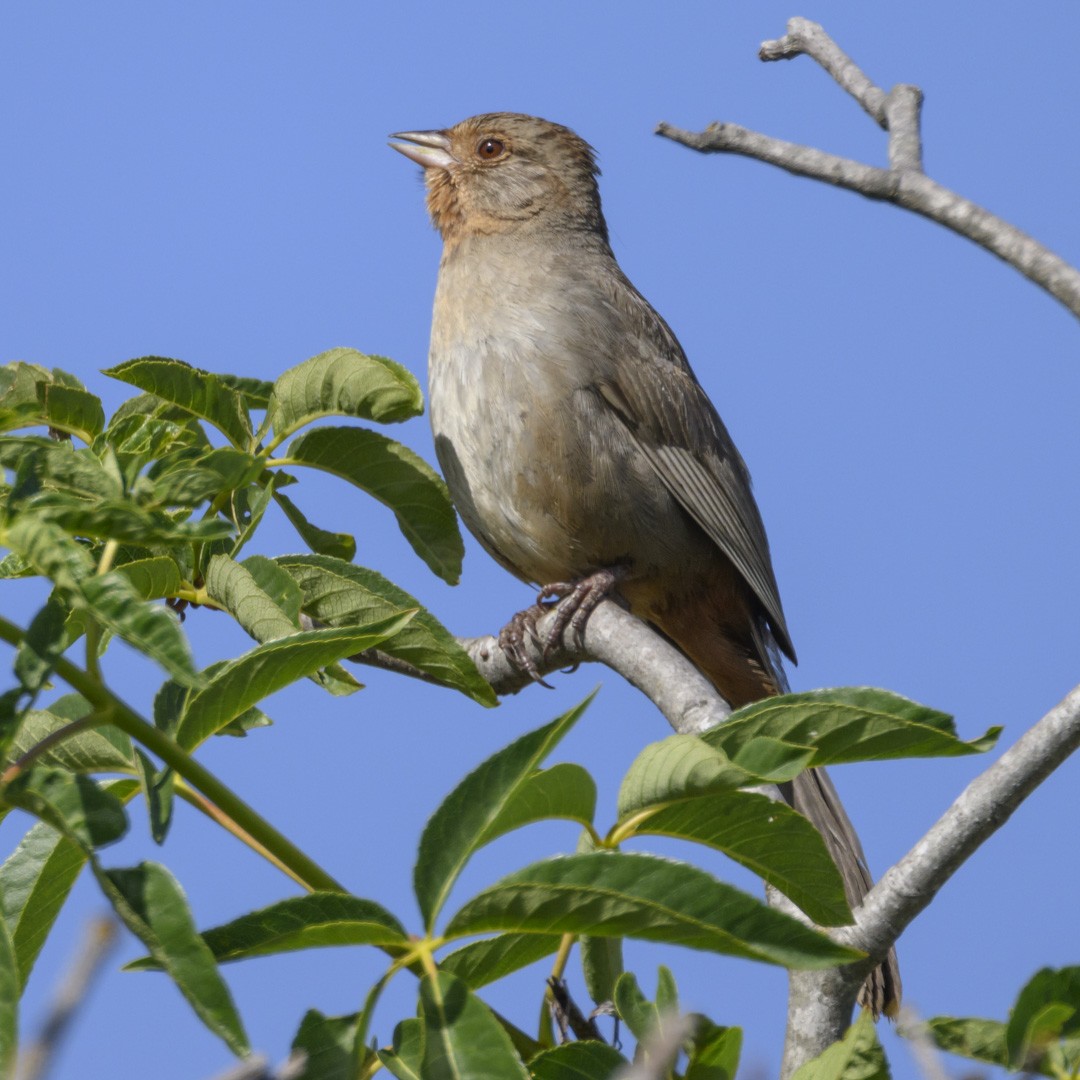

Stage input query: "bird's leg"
[{"left": 537, "top": 567, "right": 624, "bottom": 656}]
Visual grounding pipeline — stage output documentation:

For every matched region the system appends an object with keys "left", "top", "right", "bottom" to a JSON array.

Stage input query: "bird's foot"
[
  {"left": 497, "top": 607, "right": 554, "bottom": 688},
  {"left": 537, "top": 567, "right": 622, "bottom": 657}
]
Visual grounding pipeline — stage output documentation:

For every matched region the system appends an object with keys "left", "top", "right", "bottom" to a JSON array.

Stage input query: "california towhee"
[{"left": 392, "top": 112, "right": 900, "bottom": 1016}]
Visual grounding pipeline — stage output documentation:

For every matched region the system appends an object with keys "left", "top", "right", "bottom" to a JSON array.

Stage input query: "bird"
[{"left": 391, "top": 112, "right": 900, "bottom": 1017}]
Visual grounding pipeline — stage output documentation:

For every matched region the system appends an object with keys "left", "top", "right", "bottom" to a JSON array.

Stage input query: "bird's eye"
[{"left": 477, "top": 137, "right": 506, "bottom": 160}]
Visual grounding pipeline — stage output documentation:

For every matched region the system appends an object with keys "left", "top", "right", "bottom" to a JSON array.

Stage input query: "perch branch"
[{"left": 657, "top": 17, "right": 1080, "bottom": 321}]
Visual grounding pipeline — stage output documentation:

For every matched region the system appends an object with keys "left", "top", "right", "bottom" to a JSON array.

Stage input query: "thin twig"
[
  {"left": 18, "top": 917, "right": 120, "bottom": 1080},
  {"left": 759, "top": 16, "right": 888, "bottom": 126},
  {"left": 657, "top": 17, "right": 1080, "bottom": 321},
  {"left": 896, "top": 1007, "right": 952, "bottom": 1080},
  {"left": 206, "top": 1053, "right": 307, "bottom": 1080}
]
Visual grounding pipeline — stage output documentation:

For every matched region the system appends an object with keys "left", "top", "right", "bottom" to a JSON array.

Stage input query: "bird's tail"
[
  {"left": 635, "top": 585, "right": 901, "bottom": 1017},
  {"left": 782, "top": 767, "right": 902, "bottom": 1018},
  {"left": 753, "top": 618, "right": 902, "bottom": 1018}
]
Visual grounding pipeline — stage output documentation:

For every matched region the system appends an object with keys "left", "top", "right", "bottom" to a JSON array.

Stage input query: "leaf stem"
[
  {"left": 85, "top": 539, "right": 120, "bottom": 680},
  {"left": 172, "top": 778, "right": 311, "bottom": 891},
  {"left": 0, "top": 613, "right": 344, "bottom": 893},
  {"left": 1, "top": 711, "right": 108, "bottom": 783}
]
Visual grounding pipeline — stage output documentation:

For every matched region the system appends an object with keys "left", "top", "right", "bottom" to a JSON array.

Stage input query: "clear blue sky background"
[{"left": 2, "top": 3, "right": 1078, "bottom": 1078}]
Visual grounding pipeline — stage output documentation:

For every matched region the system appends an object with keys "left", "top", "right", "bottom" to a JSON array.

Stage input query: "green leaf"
[
  {"left": 278, "top": 554, "right": 495, "bottom": 705},
  {"left": 581, "top": 932, "right": 622, "bottom": 1009},
  {"left": 273, "top": 491, "right": 357, "bottom": 562},
  {"left": 1, "top": 594, "right": 69, "bottom": 750},
  {"left": 24, "top": 493, "right": 233, "bottom": 544},
  {"left": 707, "top": 688, "right": 999, "bottom": 764},
  {"left": 378, "top": 1018, "right": 424, "bottom": 1080},
  {"left": 115, "top": 556, "right": 183, "bottom": 600},
  {"left": 924, "top": 1017, "right": 1008, "bottom": 1068},
  {"left": 218, "top": 374, "right": 275, "bottom": 410},
  {"left": 101, "top": 862, "right": 249, "bottom": 1056},
  {"left": 215, "top": 706, "right": 273, "bottom": 739},
  {"left": 103, "top": 357, "right": 252, "bottom": 448},
  {"left": 8, "top": 707, "right": 133, "bottom": 774},
  {"left": 1006, "top": 967, "right": 1080, "bottom": 1070},
  {"left": 577, "top": 830, "right": 623, "bottom": 1007},
  {"left": 418, "top": 970, "right": 529, "bottom": 1080},
  {"left": 0, "top": 918, "right": 17, "bottom": 1079},
  {"left": 656, "top": 965, "right": 678, "bottom": 1012},
  {"left": 134, "top": 750, "right": 174, "bottom": 844},
  {"left": 229, "top": 478, "right": 278, "bottom": 559},
  {"left": 35, "top": 382, "right": 105, "bottom": 441},
  {"left": 179, "top": 893, "right": 406, "bottom": 964},
  {"left": 630, "top": 792, "right": 852, "bottom": 927},
  {"left": 266, "top": 348, "right": 423, "bottom": 444},
  {"left": 0, "top": 822, "right": 86, "bottom": 987},
  {"left": 3, "top": 768, "right": 128, "bottom": 850},
  {"left": 445, "top": 852, "right": 863, "bottom": 969},
  {"left": 528, "top": 1042, "right": 628, "bottom": 1079},
  {"left": 478, "top": 764, "right": 596, "bottom": 848},
  {"left": 176, "top": 615, "right": 416, "bottom": 749},
  {"left": 205, "top": 554, "right": 299, "bottom": 643},
  {"left": 0, "top": 553, "right": 33, "bottom": 580},
  {"left": 439, "top": 933, "right": 562, "bottom": 990},
  {"left": 291, "top": 1010, "right": 361, "bottom": 1080},
  {"left": 414, "top": 696, "right": 593, "bottom": 931},
  {"left": 240, "top": 555, "right": 303, "bottom": 622},
  {"left": 617, "top": 736, "right": 753, "bottom": 817},
  {"left": 732, "top": 736, "right": 816, "bottom": 783},
  {"left": 0, "top": 779, "right": 136, "bottom": 988},
  {"left": 0, "top": 363, "right": 101, "bottom": 443},
  {"left": 149, "top": 448, "right": 264, "bottom": 507},
  {"left": 614, "top": 972, "right": 661, "bottom": 1043},
  {"left": 685, "top": 1019, "right": 742, "bottom": 1080},
  {"left": 790, "top": 1012, "right": 890, "bottom": 1080},
  {"left": 282, "top": 426, "right": 462, "bottom": 584},
  {"left": 6, "top": 517, "right": 199, "bottom": 686}
]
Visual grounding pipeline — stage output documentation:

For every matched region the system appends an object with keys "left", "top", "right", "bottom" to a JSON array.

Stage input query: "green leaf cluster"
[
  {"left": 926, "top": 966, "right": 1080, "bottom": 1076},
  {"left": 0, "top": 357, "right": 1007, "bottom": 1078}
]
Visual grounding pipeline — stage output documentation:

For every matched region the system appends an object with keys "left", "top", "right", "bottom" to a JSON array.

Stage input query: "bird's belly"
[{"left": 429, "top": 338, "right": 697, "bottom": 588}]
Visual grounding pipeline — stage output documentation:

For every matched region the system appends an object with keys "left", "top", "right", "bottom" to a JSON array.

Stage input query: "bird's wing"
[{"left": 594, "top": 278, "right": 795, "bottom": 661}]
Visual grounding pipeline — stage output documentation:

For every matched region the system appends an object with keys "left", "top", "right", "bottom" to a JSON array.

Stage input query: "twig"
[
  {"left": 613, "top": 1012, "right": 696, "bottom": 1080},
  {"left": 852, "top": 682, "right": 1080, "bottom": 960},
  {"left": 656, "top": 17, "right": 1080, "bottom": 321},
  {"left": 206, "top": 1053, "right": 306, "bottom": 1080},
  {"left": 896, "top": 1006, "right": 952, "bottom": 1080},
  {"left": 18, "top": 916, "right": 120, "bottom": 1080},
  {"left": 547, "top": 977, "right": 604, "bottom": 1043},
  {"left": 346, "top": 600, "right": 731, "bottom": 736}
]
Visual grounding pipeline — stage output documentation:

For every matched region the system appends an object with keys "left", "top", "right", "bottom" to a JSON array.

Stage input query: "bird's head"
[{"left": 390, "top": 112, "right": 606, "bottom": 244}]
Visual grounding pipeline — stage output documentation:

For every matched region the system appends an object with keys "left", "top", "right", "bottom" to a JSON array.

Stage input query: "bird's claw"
[
  {"left": 537, "top": 568, "right": 620, "bottom": 658},
  {"left": 496, "top": 568, "right": 621, "bottom": 685},
  {"left": 497, "top": 607, "right": 554, "bottom": 688}
]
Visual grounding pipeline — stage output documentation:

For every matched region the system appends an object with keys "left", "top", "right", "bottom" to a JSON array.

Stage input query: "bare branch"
[
  {"left": 658, "top": 18, "right": 1080, "bottom": 321},
  {"left": 344, "top": 600, "right": 732, "bottom": 736},
  {"left": 206, "top": 1053, "right": 306, "bottom": 1080},
  {"left": 852, "top": 682, "right": 1080, "bottom": 957},
  {"left": 759, "top": 16, "right": 888, "bottom": 126},
  {"left": 18, "top": 917, "right": 120, "bottom": 1080},
  {"left": 780, "top": 682, "right": 1080, "bottom": 1074}
]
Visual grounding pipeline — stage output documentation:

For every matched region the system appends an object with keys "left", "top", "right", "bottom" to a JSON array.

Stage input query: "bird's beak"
[{"left": 389, "top": 130, "right": 456, "bottom": 170}]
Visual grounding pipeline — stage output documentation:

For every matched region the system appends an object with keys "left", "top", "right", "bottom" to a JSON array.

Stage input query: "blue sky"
[{"left": 2, "top": 3, "right": 1079, "bottom": 1078}]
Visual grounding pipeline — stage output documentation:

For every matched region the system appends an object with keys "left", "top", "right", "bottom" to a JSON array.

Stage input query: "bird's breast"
[{"left": 427, "top": 243, "right": 700, "bottom": 587}]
